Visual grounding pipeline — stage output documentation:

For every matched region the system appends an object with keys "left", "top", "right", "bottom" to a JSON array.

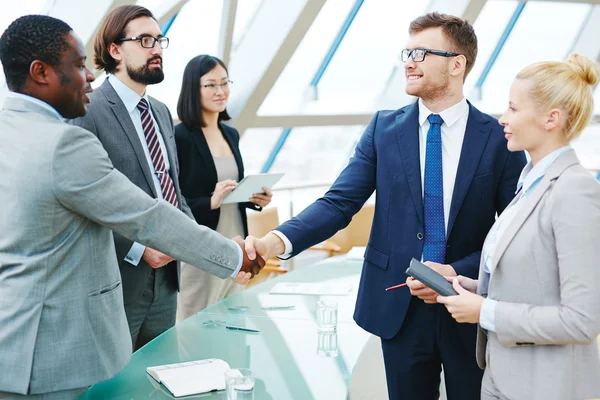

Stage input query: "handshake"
[{"left": 231, "top": 233, "right": 286, "bottom": 285}]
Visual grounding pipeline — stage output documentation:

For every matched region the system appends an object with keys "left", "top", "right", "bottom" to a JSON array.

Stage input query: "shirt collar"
[
  {"left": 6, "top": 92, "right": 63, "bottom": 121},
  {"left": 418, "top": 98, "right": 469, "bottom": 128},
  {"left": 107, "top": 75, "right": 149, "bottom": 113},
  {"left": 516, "top": 145, "right": 572, "bottom": 194}
]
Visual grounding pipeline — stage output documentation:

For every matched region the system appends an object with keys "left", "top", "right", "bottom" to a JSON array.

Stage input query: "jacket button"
[{"left": 417, "top": 233, "right": 424, "bottom": 240}]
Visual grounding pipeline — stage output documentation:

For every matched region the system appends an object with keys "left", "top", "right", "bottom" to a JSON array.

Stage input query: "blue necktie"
[{"left": 423, "top": 114, "right": 446, "bottom": 263}]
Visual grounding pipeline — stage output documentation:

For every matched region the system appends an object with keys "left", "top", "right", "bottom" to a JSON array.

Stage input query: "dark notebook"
[{"left": 405, "top": 258, "right": 458, "bottom": 296}]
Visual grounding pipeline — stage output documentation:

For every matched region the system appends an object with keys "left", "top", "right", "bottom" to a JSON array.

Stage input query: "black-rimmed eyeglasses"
[
  {"left": 118, "top": 35, "right": 169, "bottom": 49},
  {"left": 401, "top": 48, "right": 460, "bottom": 63}
]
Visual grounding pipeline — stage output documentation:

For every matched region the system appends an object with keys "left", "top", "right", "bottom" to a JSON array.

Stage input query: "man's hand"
[
  {"left": 437, "top": 278, "right": 484, "bottom": 323},
  {"left": 245, "top": 232, "right": 285, "bottom": 262},
  {"left": 232, "top": 236, "right": 265, "bottom": 278},
  {"left": 231, "top": 271, "right": 252, "bottom": 285},
  {"left": 406, "top": 261, "right": 456, "bottom": 304},
  {"left": 143, "top": 247, "right": 175, "bottom": 269}
]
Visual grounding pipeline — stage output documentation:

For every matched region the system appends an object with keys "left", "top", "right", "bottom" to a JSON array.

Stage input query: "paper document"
[
  {"left": 270, "top": 282, "right": 352, "bottom": 296},
  {"left": 346, "top": 246, "right": 366, "bottom": 260},
  {"left": 146, "top": 358, "right": 230, "bottom": 398}
]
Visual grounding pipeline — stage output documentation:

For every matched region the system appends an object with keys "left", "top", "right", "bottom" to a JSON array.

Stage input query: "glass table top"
[{"left": 79, "top": 257, "right": 371, "bottom": 400}]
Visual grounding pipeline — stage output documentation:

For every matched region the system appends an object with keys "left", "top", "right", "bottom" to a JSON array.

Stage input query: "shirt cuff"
[
  {"left": 230, "top": 240, "right": 244, "bottom": 278},
  {"left": 125, "top": 242, "right": 145, "bottom": 266},
  {"left": 480, "top": 298, "right": 498, "bottom": 332},
  {"left": 271, "top": 230, "right": 293, "bottom": 258}
]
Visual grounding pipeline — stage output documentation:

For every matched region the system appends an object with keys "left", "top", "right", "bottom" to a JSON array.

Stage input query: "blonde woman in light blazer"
[{"left": 437, "top": 53, "right": 600, "bottom": 400}]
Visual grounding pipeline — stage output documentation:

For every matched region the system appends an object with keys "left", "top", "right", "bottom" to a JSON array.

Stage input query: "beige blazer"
[{"left": 476, "top": 149, "right": 600, "bottom": 400}]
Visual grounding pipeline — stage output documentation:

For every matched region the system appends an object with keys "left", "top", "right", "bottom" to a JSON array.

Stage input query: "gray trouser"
[
  {"left": 125, "top": 267, "right": 177, "bottom": 351},
  {"left": 0, "top": 387, "right": 87, "bottom": 400}
]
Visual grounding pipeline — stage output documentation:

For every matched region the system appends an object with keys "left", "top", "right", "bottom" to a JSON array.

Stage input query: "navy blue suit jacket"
[{"left": 277, "top": 101, "right": 526, "bottom": 340}]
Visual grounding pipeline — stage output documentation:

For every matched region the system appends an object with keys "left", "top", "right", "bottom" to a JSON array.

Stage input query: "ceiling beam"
[
  {"left": 218, "top": 0, "right": 239, "bottom": 66},
  {"left": 226, "top": 0, "right": 326, "bottom": 136},
  {"left": 567, "top": 5, "right": 600, "bottom": 63},
  {"left": 155, "top": 0, "right": 191, "bottom": 27},
  {"left": 251, "top": 114, "right": 373, "bottom": 128}
]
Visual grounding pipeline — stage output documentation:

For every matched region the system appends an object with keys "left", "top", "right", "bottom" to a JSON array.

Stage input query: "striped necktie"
[{"left": 137, "top": 98, "right": 179, "bottom": 208}]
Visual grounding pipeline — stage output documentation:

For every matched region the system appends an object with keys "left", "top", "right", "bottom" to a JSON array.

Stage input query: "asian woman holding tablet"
[{"left": 174, "top": 55, "right": 273, "bottom": 320}]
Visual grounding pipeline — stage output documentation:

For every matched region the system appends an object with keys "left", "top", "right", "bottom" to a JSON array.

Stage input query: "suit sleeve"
[
  {"left": 451, "top": 149, "right": 527, "bottom": 278},
  {"left": 51, "top": 126, "right": 239, "bottom": 279},
  {"left": 69, "top": 110, "right": 144, "bottom": 264},
  {"left": 276, "top": 112, "right": 379, "bottom": 257},
  {"left": 494, "top": 174, "right": 600, "bottom": 346}
]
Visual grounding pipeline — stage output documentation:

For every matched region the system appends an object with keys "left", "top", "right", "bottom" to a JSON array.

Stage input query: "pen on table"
[
  {"left": 260, "top": 306, "right": 295, "bottom": 310},
  {"left": 385, "top": 283, "right": 408, "bottom": 291},
  {"left": 225, "top": 326, "right": 260, "bottom": 333}
]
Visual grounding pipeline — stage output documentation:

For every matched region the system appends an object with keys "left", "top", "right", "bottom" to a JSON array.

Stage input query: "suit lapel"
[
  {"left": 490, "top": 149, "right": 580, "bottom": 271},
  {"left": 395, "top": 103, "right": 423, "bottom": 225},
  {"left": 100, "top": 81, "right": 158, "bottom": 197},
  {"left": 491, "top": 180, "right": 548, "bottom": 270},
  {"left": 447, "top": 103, "right": 492, "bottom": 236},
  {"left": 190, "top": 126, "right": 219, "bottom": 183}
]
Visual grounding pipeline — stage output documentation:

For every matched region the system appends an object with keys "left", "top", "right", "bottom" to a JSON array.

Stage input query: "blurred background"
[{"left": 1, "top": 0, "right": 599, "bottom": 228}]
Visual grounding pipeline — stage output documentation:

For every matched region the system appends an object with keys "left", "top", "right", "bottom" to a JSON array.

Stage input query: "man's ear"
[
  {"left": 108, "top": 42, "right": 122, "bottom": 63},
  {"left": 29, "top": 60, "right": 52, "bottom": 86},
  {"left": 450, "top": 55, "right": 467, "bottom": 79}
]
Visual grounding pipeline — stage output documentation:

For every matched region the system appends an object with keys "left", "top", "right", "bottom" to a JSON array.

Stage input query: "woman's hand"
[
  {"left": 437, "top": 278, "right": 484, "bottom": 324},
  {"left": 211, "top": 179, "right": 237, "bottom": 210},
  {"left": 447, "top": 275, "right": 478, "bottom": 293},
  {"left": 249, "top": 187, "right": 273, "bottom": 208}
]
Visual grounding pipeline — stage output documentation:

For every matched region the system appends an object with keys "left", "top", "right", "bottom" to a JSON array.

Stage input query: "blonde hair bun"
[{"left": 565, "top": 53, "right": 600, "bottom": 86}]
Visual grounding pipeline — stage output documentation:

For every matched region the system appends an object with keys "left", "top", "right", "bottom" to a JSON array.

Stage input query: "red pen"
[{"left": 385, "top": 283, "right": 408, "bottom": 291}]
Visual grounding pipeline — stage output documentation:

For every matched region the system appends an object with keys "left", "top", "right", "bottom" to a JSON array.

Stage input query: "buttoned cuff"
[
  {"left": 125, "top": 242, "right": 145, "bottom": 266},
  {"left": 271, "top": 230, "right": 293, "bottom": 258},
  {"left": 480, "top": 298, "right": 498, "bottom": 332},
  {"left": 230, "top": 241, "right": 244, "bottom": 277}
]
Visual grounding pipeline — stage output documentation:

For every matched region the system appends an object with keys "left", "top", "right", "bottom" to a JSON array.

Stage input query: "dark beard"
[{"left": 127, "top": 57, "right": 164, "bottom": 85}]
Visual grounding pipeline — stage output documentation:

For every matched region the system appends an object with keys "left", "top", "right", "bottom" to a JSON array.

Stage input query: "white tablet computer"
[{"left": 221, "top": 173, "right": 284, "bottom": 204}]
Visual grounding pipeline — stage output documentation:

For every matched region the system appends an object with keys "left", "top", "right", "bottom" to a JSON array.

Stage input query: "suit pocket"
[
  {"left": 87, "top": 280, "right": 130, "bottom": 350},
  {"left": 88, "top": 280, "right": 121, "bottom": 297},
  {"left": 364, "top": 245, "right": 389, "bottom": 271}
]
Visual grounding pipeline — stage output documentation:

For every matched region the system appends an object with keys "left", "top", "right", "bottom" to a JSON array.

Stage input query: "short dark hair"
[
  {"left": 177, "top": 55, "right": 232, "bottom": 128},
  {"left": 94, "top": 5, "right": 155, "bottom": 74},
  {"left": 0, "top": 15, "right": 72, "bottom": 92},
  {"left": 409, "top": 12, "right": 478, "bottom": 79}
]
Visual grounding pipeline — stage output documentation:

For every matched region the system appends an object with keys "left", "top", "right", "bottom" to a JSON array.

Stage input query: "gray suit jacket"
[
  {"left": 476, "top": 149, "right": 600, "bottom": 400},
  {"left": 0, "top": 96, "right": 238, "bottom": 394},
  {"left": 70, "top": 79, "right": 192, "bottom": 298}
]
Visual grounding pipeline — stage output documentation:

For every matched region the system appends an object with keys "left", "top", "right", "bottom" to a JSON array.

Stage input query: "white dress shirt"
[
  {"left": 108, "top": 76, "right": 172, "bottom": 266},
  {"left": 479, "top": 145, "right": 572, "bottom": 332},
  {"left": 273, "top": 98, "right": 470, "bottom": 257}
]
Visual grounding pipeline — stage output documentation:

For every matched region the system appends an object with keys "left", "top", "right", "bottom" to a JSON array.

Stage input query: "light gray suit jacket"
[
  {"left": 0, "top": 96, "right": 239, "bottom": 395},
  {"left": 476, "top": 149, "right": 600, "bottom": 400},
  {"left": 70, "top": 79, "right": 192, "bottom": 299}
]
